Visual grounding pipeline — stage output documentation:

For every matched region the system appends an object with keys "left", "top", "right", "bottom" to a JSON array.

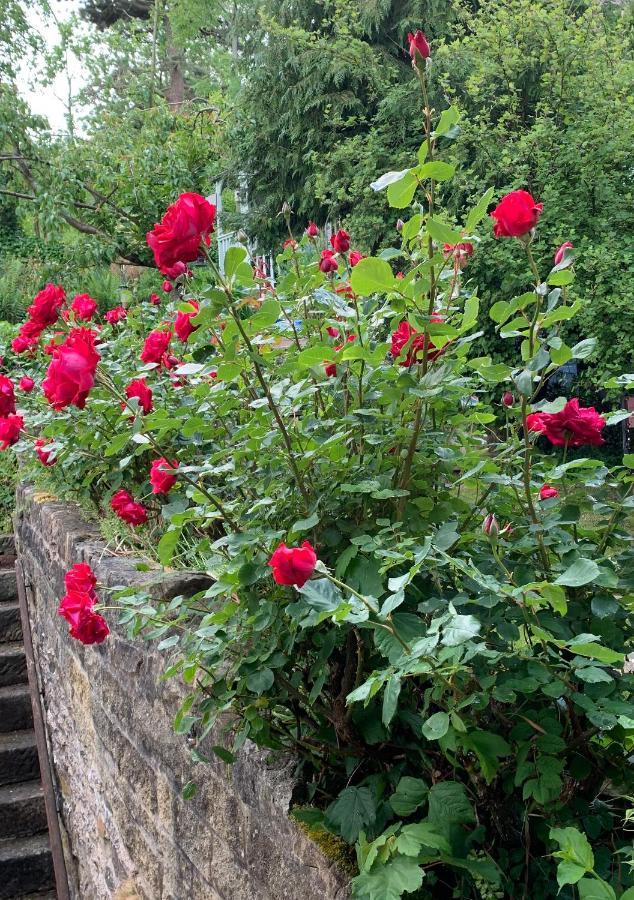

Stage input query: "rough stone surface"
[{"left": 15, "top": 485, "right": 350, "bottom": 900}]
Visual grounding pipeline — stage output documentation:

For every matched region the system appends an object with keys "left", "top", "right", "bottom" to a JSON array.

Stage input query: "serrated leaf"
[
  {"left": 555, "top": 559, "right": 600, "bottom": 587},
  {"left": 577, "top": 879, "right": 616, "bottom": 900},
  {"left": 426, "top": 217, "right": 462, "bottom": 245},
  {"left": 442, "top": 614, "right": 480, "bottom": 646},
  {"left": 389, "top": 777, "right": 428, "bottom": 816},
  {"left": 382, "top": 675, "right": 402, "bottom": 727},
  {"left": 417, "top": 160, "right": 455, "bottom": 182},
  {"left": 351, "top": 855, "right": 424, "bottom": 900},
  {"left": 325, "top": 786, "right": 376, "bottom": 843},
  {"left": 422, "top": 711, "right": 449, "bottom": 741},
  {"left": 427, "top": 781, "right": 474, "bottom": 824},
  {"left": 350, "top": 257, "right": 396, "bottom": 295}
]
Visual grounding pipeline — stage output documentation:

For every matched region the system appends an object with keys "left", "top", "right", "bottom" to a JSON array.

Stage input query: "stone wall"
[{"left": 14, "top": 485, "right": 349, "bottom": 900}]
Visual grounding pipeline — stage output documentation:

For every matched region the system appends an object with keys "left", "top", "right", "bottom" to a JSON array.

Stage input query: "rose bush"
[{"left": 1, "top": 34, "right": 633, "bottom": 900}]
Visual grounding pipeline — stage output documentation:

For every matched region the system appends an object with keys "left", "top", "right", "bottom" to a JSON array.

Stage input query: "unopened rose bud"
[
  {"left": 482, "top": 513, "right": 499, "bottom": 537},
  {"left": 539, "top": 484, "right": 559, "bottom": 501},
  {"left": 281, "top": 201, "right": 292, "bottom": 218},
  {"left": 407, "top": 30, "right": 430, "bottom": 62},
  {"left": 554, "top": 241, "right": 573, "bottom": 266},
  {"left": 236, "top": 229, "right": 249, "bottom": 244},
  {"left": 396, "top": 219, "right": 404, "bottom": 232},
  {"left": 502, "top": 391, "right": 514, "bottom": 408},
  {"left": 162, "top": 280, "right": 173, "bottom": 294}
]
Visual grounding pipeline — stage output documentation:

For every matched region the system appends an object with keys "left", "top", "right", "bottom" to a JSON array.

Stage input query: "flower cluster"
[{"left": 58, "top": 563, "right": 109, "bottom": 645}]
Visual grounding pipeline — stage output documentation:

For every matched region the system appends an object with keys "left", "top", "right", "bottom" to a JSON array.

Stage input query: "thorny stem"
[{"left": 323, "top": 572, "right": 411, "bottom": 654}]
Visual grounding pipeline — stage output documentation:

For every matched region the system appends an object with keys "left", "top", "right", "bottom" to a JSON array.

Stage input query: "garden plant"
[{"left": 1, "top": 30, "right": 634, "bottom": 900}]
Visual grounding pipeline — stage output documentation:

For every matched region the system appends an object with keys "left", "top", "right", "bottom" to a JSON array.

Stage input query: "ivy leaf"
[
  {"left": 351, "top": 855, "right": 424, "bottom": 900},
  {"left": 324, "top": 786, "right": 377, "bottom": 843},
  {"left": 389, "top": 777, "right": 428, "bottom": 817},
  {"left": 555, "top": 559, "right": 600, "bottom": 587}
]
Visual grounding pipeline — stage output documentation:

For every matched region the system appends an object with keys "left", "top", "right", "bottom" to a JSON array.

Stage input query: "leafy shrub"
[{"left": 3, "top": 46, "right": 634, "bottom": 900}]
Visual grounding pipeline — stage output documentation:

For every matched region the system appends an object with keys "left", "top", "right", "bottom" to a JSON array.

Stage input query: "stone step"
[
  {"left": 0, "top": 604, "right": 21, "bottom": 643},
  {"left": 0, "top": 685, "right": 33, "bottom": 734},
  {"left": 0, "top": 731, "right": 40, "bottom": 788},
  {"left": 0, "top": 780, "right": 47, "bottom": 841},
  {"left": 0, "top": 833, "right": 54, "bottom": 899},
  {"left": 0, "top": 570, "right": 17, "bottom": 604},
  {"left": 0, "top": 644, "right": 27, "bottom": 688}
]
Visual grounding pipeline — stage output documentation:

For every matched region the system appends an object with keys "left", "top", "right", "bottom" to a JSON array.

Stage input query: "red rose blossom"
[
  {"left": 150, "top": 457, "right": 179, "bottom": 494},
  {"left": 268, "top": 541, "right": 317, "bottom": 587},
  {"left": 64, "top": 562, "right": 97, "bottom": 595},
  {"left": 12, "top": 319, "right": 45, "bottom": 354},
  {"left": 0, "top": 375, "right": 16, "bottom": 416},
  {"left": 502, "top": 391, "right": 514, "bottom": 408},
  {"left": 0, "top": 415, "right": 23, "bottom": 450},
  {"left": 174, "top": 300, "right": 200, "bottom": 343},
  {"left": 349, "top": 250, "right": 365, "bottom": 267},
  {"left": 110, "top": 489, "right": 148, "bottom": 526},
  {"left": 70, "top": 607, "right": 110, "bottom": 644},
  {"left": 305, "top": 222, "right": 319, "bottom": 237},
  {"left": 324, "top": 361, "right": 337, "bottom": 378},
  {"left": 491, "top": 190, "right": 543, "bottom": 238},
  {"left": 554, "top": 241, "right": 573, "bottom": 266},
  {"left": 141, "top": 329, "right": 172, "bottom": 364},
  {"left": 147, "top": 192, "right": 216, "bottom": 276},
  {"left": 71, "top": 294, "right": 98, "bottom": 321},
  {"left": 149, "top": 293, "right": 161, "bottom": 306},
  {"left": 27, "top": 283, "right": 66, "bottom": 329},
  {"left": 319, "top": 250, "right": 338, "bottom": 274},
  {"left": 539, "top": 484, "right": 559, "bottom": 500},
  {"left": 390, "top": 318, "right": 442, "bottom": 366},
  {"left": 526, "top": 399, "right": 605, "bottom": 448},
  {"left": 35, "top": 437, "right": 56, "bottom": 466},
  {"left": 42, "top": 328, "right": 100, "bottom": 411},
  {"left": 125, "top": 378, "right": 153, "bottom": 415},
  {"left": 104, "top": 306, "right": 127, "bottom": 325},
  {"left": 283, "top": 238, "right": 298, "bottom": 251},
  {"left": 407, "top": 30, "right": 430, "bottom": 61},
  {"left": 326, "top": 326, "right": 340, "bottom": 338},
  {"left": 162, "top": 280, "right": 173, "bottom": 293},
  {"left": 18, "top": 376, "right": 35, "bottom": 393},
  {"left": 330, "top": 229, "right": 350, "bottom": 253}
]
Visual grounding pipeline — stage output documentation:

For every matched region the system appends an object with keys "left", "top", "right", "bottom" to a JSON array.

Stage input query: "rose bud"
[
  {"left": 149, "top": 293, "right": 161, "bottom": 306},
  {"left": 396, "top": 219, "right": 404, "bottom": 232},
  {"left": 162, "top": 280, "right": 173, "bottom": 293},
  {"left": 330, "top": 229, "right": 350, "bottom": 254},
  {"left": 554, "top": 242, "right": 573, "bottom": 266},
  {"left": 482, "top": 513, "right": 499, "bottom": 537},
  {"left": 305, "top": 222, "right": 319, "bottom": 237},
  {"left": 18, "top": 376, "right": 35, "bottom": 393},
  {"left": 407, "top": 30, "right": 430, "bottom": 62},
  {"left": 319, "top": 249, "right": 338, "bottom": 274},
  {"left": 502, "top": 391, "right": 514, "bottom": 408},
  {"left": 539, "top": 484, "right": 559, "bottom": 501}
]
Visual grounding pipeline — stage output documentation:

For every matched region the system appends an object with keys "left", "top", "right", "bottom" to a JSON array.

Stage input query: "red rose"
[
  {"left": 0, "top": 415, "right": 23, "bottom": 449},
  {"left": 70, "top": 607, "right": 109, "bottom": 645},
  {"left": 18, "top": 376, "right": 35, "bottom": 393},
  {"left": 326, "top": 326, "right": 340, "bottom": 338},
  {"left": 502, "top": 391, "right": 514, "bottom": 408},
  {"left": 283, "top": 238, "right": 298, "bottom": 250},
  {"left": 150, "top": 457, "right": 179, "bottom": 494},
  {"left": 539, "top": 484, "right": 559, "bottom": 500},
  {"left": 305, "top": 222, "right": 319, "bottom": 237},
  {"left": 35, "top": 437, "right": 56, "bottom": 466},
  {"left": 268, "top": 541, "right": 317, "bottom": 587},
  {"left": 149, "top": 293, "right": 161, "bottom": 306},
  {"left": 330, "top": 229, "right": 350, "bottom": 253},
  {"left": 0, "top": 375, "right": 16, "bottom": 416},
  {"left": 104, "top": 306, "right": 127, "bottom": 325},
  {"left": 390, "top": 318, "right": 442, "bottom": 366},
  {"left": 110, "top": 489, "right": 148, "bottom": 526},
  {"left": 491, "top": 190, "right": 543, "bottom": 238},
  {"left": 526, "top": 398, "right": 605, "bottom": 447},
  {"left": 125, "top": 378, "right": 153, "bottom": 415},
  {"left": 141, "top": 329, "right": 172, "bottom": 364},
  {"left": 407, "top": 30, "right": 430, "bottom": 61},
  {"left": 174, "top": 300, "right": 200, "bottom": 343},
  {"left": 554, "top": 242, "right": 573, "bottom": 266},
  {"left": 147, "top": 192, "right": 216, "bottom": 276},
  {"left": 319, "top": 250, "right": 338, "bottom": 274},
  {"left": 349, "top": 250, "right": 365, "bottom": 267},
  {"left": 43, "top": 334, "right": 64, "bottom": 355},
  {"left": 324, "top": 361, "right": 337, "bottom": 378},
  {"left": 42, "top": 328, "right": 100, "bottom": 411},
  {"left": 395, "top": 271, "right": 405, "bottom": 279},
  {"left": 64, "top": 562, "right": 97, "bottom": 595},
  {"left": 71, "top": 294, "right": 98, "bottom": 321},
  {"left": 162, "top": 280, "right": 173, "bottom": 294},
  {"left": 12, "top": 319, "right": 44, "bottom": 354},
  {"left": 59, "top": 588, "right": 108, "bottom": 645},
  {"left": 27, "top": 283, "right": 66, "bottom": 329}
]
